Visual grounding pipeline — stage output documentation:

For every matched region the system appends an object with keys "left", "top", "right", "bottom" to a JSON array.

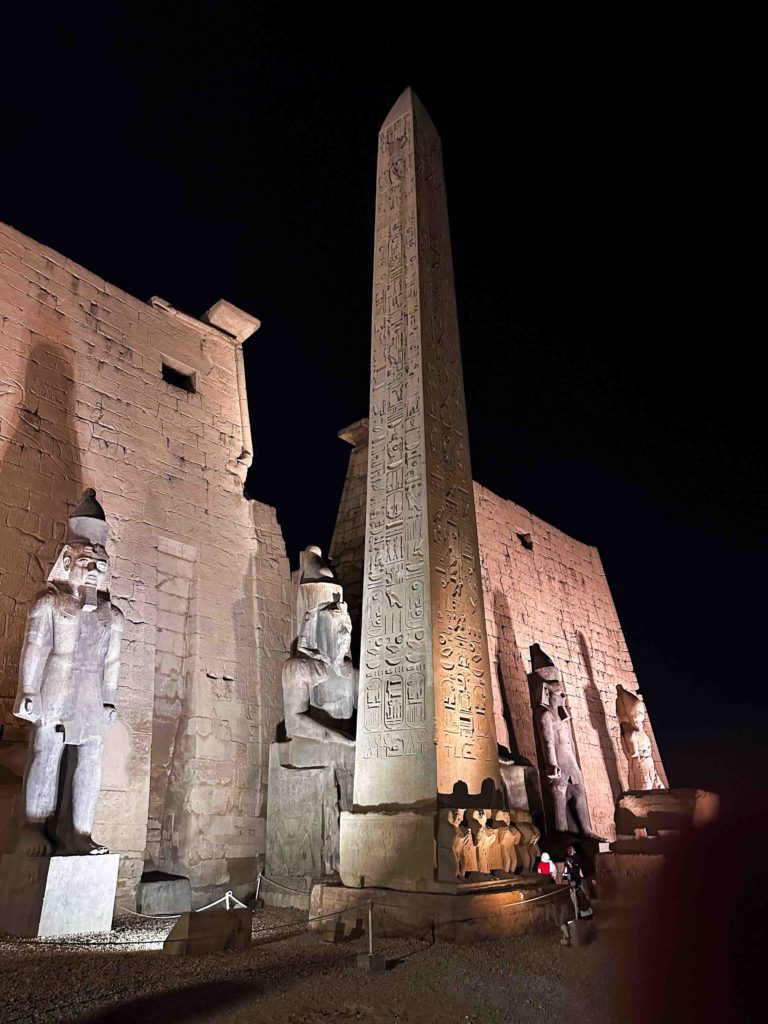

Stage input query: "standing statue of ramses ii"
[
  {"left": 616, "top": 684, "right": 664, "bottom": 791},
  {"left": 12, "top": 489, "right": 124, "bottom": 857},
  {"left": 530, "top": 643, "right": 596, "bottom": 838}
]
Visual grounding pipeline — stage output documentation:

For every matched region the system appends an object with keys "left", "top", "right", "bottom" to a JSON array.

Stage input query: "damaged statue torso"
[{"left": 23, "top": 585, "right": 118, "bottom": 745}]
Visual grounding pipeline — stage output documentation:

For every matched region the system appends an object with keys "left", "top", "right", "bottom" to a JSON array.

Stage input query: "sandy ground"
[{"left": 0, "top": 904, "right": 634, "bottom": 1024}]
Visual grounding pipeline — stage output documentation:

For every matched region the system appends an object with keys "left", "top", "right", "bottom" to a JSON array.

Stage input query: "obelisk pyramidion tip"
[
  {"left": 381, "top": 86, "right": 414, "bottom": 128},
  {"left": 380, "top": 87, "right": 439, "bottom": 141}
]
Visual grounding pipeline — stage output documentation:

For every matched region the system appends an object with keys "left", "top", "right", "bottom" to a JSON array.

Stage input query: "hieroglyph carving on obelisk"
[{"left": 341, "top": 88, "right": 501, "bottom": 890}]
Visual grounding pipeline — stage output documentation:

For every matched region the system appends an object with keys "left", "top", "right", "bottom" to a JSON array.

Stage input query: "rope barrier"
[
  {"left": 257, "top": 872, "right": 564, "bottom": 907},
  {"left": 369, "top": 887, "right": 566, "bottom": 913},
  {"left": 256, "top": 874, "right": 311, "bottom": 895},
  {"left": 196, "top": 890, "right": 248, "bottom": 912},
  {"left": 116, "top": 904, "right": 181, "bottom": 920},
  {"left": 2, "top": 876, "right": 568, "bottom": 952}
]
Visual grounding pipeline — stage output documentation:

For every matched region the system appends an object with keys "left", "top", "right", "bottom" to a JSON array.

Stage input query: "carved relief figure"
[
  {"left": 13, "top": 489, "right": 124, "bottom": 857},
  {"left": 489, "top": 810, "right": 521, "bottom": 875},
  {"left": 530, "top": 644, "right": 595, "bottom": 837},
  {"left": 466, "top": 808, "right": 497, "bottom": 875},
  {"left": 616, "top": 685, "right": 664, "bottom": 791}
]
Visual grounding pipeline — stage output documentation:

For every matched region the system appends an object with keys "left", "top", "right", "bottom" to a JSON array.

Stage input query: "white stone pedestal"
[{"left": 0, "top": 853, "right": 119, "bottom": 937}]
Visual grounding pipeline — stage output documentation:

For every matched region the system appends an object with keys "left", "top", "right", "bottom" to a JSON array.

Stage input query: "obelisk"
[{"left": 339, "top": 89, "right": 502, "bottom": 892}]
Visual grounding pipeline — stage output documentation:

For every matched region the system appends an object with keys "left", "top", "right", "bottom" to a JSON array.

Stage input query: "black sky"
[{"left": 2, "top": 3, "right": 764, "bottom": 802}]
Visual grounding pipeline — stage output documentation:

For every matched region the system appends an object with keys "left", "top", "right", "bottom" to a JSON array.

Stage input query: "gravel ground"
[{"left": 0, "top": 904, "right": 634, "bottom": 1024}]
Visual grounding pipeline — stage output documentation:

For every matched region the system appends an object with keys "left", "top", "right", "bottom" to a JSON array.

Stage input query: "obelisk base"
[
  {"left": 0, "top": 853, "right": 119, "bottom": 937},
  {"left": 339, "top": 811, "right": 436, "bottom": 891},
  {"left": 310, "top": 877, "right": 571, "bottom": 943}
]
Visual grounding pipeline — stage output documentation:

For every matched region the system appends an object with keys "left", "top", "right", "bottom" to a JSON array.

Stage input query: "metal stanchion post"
[
  {"left": 255, "top": 873, "right": 264, "bottom": 909},
  {"left": 357, "top": 898, "right": 385, "bottom": 973}
]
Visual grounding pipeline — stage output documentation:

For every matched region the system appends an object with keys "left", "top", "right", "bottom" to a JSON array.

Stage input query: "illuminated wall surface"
[
  {"left": 0, "top": 222, "right": 292, "bottom": 904},
  {"left": 332, "top": 430, "right": 668, "bottom": 841},
  {"left": 0, "top": 215, "right": 668, "bottom": 909}
]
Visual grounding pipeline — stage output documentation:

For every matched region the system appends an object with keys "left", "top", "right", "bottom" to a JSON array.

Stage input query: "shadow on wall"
[
  {"left": 1, "top": 341, "right": 84, "bottom": 571},
  {"left": 232, "top": 551, "right": 283, "bottom": 885},
  {"left": 490, "top": 589, "right": 547, "bottom": 829},
  {"left": 577, "top": 630, "right": 624, "bottom": 801},
  {"left": 0, "top": 341, "right": 83, "bottom": 850},
  {"left": 232, "top": 554, "right": 265, "bottom": 808},
  {"left": 438, "top": 778, "right": 504, "bottom": 811},
  {"left": 491, "top": 589, "right": 532, "bottom": 765}
]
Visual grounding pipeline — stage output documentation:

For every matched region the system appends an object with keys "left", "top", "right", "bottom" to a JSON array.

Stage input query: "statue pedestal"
[
  {"left": 0, "top": 853, "right": 119, "bottom": 936},
  {"left": 310, "top": 878, "right": 572, "bottom": 943},
  {"left": 615, "top": 788, "right": 719, "bottom": 837},
  {"left": 264, "top": 739, "right": 354, "bottom": 909},
  {"left": 595, "top": 789, "right": 720, "bottom": 907}
]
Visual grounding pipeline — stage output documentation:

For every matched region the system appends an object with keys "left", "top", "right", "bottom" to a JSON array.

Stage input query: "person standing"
[
  {"left": 537, "top": 851, "right": 557, "bottom": 880},
  {"left": 563, "top": 844, "right": 593, "bottom": 917}
]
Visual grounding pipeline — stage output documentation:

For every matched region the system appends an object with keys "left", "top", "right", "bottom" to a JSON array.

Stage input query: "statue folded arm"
[{"left": 14, "top": 590, "right": 54, "bottom": 723}]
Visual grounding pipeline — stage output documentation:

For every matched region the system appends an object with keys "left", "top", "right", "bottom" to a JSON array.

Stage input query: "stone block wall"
[
  {"left": 330, "top": 424, "right": 667, "bottom": 841},
  {"left": 0, "top": 222, "right": 291, "bottom": 904},
  {"left": 475, "top": 483, "right": 668, "bottom": 840},
  {"left": 328, "top": 419, "right": 368, "bottom": 635}
]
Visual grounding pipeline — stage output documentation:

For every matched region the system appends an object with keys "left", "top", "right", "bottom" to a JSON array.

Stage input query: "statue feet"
[
  {"left": 581, "top": 832, "right": 607, "bottom": 843},
  {"left": 57, "top": 833, "right": 109, "bottom": 856},
  {"left": 15, "top": 824, "right": 54, "bottom": 857}
]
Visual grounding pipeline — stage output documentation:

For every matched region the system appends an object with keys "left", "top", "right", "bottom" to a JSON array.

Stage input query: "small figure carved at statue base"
[
  {"left": 465, "top": 808, "right": 497, "bottom": 876},
  {"left": 437, "top": 808, "right": 475, "bottom": 882},
  {"left": 511, "top": 810, "right": 541, "bottom": 872},
  {"left": 12, "top": 489, "right": 123, "bottom": 858},
  {"left": 489, "top": 809, "right": 521, "bottom": 876}
]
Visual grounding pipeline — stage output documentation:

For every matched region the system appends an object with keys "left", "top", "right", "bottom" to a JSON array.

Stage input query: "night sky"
[{"left": 2, "top": 5, "right": 764, "bottom": 804}]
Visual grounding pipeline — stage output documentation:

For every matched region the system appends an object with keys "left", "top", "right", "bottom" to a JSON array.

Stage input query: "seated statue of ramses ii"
[
  {"left": 283, "top": 546, "right": 356, "bottom": 750},
  {"left": 266, "top": 546, "right": 358, "bottom": 881}
]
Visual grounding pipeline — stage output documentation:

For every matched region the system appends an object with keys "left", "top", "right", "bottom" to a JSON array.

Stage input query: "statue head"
[
  {"left": 440, "top": 808, "right": 464, "bottom": 829},
  {"left": 298, "top": 598, "right": 352, "bottom": 671},
  {"left": 616, "top": 685, "right": 646, "bottom": 729},
  {"left": 55, "top": 543, "right": 110, "bottom": 590},
  {"left": 48, "top": 489, "right": 111, "bottom": 594},
  {"left": 301, "top": 545, "right": 335, "bottom": 582},
  {"left": 493, "top": 809, "right": 511, "bottom": 826},
  {"left": 294, "top": 546, "right": 351, "bottom": 668},
  {"left": 529, "top": 644, "right": 567, "bottom": 711}
]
